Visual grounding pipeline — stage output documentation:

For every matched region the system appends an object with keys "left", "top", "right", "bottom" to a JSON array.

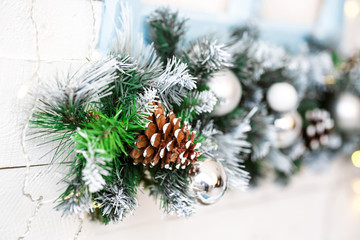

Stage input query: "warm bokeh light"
[
  {"left": 345, "top": 0, "right": 360, "bottom": 18},
  {"left": 352, "top": 179, "right": 360, "bottom": 194},
  {"left": 351, "top": 150, "right": 360, "bottom": 167},
  {"left": 353, "top": 195, "right": 360, "bottom": 212}
]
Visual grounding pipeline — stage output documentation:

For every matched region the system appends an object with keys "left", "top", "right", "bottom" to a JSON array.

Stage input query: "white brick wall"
[{"left": 0, "top": 1, "right": 360, "bottom": 239}]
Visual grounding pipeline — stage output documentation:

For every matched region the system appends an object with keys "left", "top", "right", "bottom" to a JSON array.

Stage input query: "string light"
[
  {"left": 345, "top": 0, "right": 360, "bottom": 18},
  {"left": 324, "top": 75, "right": 336, "bottom": 85}
]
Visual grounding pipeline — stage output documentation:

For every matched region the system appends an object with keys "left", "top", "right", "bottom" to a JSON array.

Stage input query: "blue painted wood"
[
  {"left": 313, "top": 0, "right": 346, "bottom": 48},
  {"left": 97, "top": 0, "right": 345, "bottom": 54},
  {"left": 97, "top": 0, "right": 142, "bottom": 54}
]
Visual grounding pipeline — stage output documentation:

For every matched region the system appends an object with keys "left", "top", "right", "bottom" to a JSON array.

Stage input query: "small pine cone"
[
  {"left": 129, "top": 102, "right": 202, "bottom": 169},
  {"left": 303, "top": 108, "right": 334, "bottom": 150}
]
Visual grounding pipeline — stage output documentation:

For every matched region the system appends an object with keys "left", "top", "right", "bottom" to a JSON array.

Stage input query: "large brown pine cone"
[{"left": 129, "top": 102, "right": 202, "bottom": 169}]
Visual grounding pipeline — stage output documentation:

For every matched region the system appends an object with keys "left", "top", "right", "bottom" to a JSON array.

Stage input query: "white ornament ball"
[
  {"left": 267, "top": 82, "right": 298, "bottom": 112},
  {"left": 190, "top": 158, "right": 227, "bottom": 205},
  {"left": 208, "top": 70, "right": 242, "bottom": 116},
  {"left": 334, "top": 93, "right": 360, "bottom": 130},
  {"left": 272, "top": 111, "right": 303, "bottom": 149}
]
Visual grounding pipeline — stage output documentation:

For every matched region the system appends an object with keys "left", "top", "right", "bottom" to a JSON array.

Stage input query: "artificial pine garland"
[{"left": 28, "top": 3, "right": 360, "bottom": 224}]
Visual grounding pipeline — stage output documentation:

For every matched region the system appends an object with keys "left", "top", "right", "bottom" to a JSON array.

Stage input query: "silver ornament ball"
[
  {"left": 267, "top": 82, "right": 298, "bottom": 112},
  {"left": 334, "top": 93, "right": 360, "bottom": 131},
  {"left": 190, "top": 158, "right": 227, "bottom": 205},
  {"left": 208, "top": 69, "right": 242, "bottom": 116},
  {"left": 272, "top": 111, "right": 303, "bottom": 149}
]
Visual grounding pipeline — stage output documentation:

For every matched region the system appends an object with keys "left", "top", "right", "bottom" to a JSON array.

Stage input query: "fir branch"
[
  {"left": 29, "top": 58, "right": 118, "bottom": 162},
  {"left": 199, "top": 120, "right": 251, "bottom": 190},
  {"left": 192, "top": 90, "right": 217, "bottom": 115},
  {"left": 148, "top": 7, "right": 187, "bottom": 64},
  {"left": 113, "top": 2, "right": 134, "bottom": 56},
  {"left": 247, "top": 111, "right": 274, "bottom": 161},
  {"left": 282, "top": 55, "right": 309, "bottom": 99},
  {"left": 112, "top": 2, "right": 163, "bottom": 78},
  {"left": 231, "top": 52, "right": 255, "bottom": 85},
  {"left": 231, "top": 24, "right": 259, "bottom": 40},
  {"left": 72, "top": 106, "right": 146, "bottom": 193},
  {"left": 146, "top": 57, "right": 196, "bottom": 110},
  {"left": 175, "top": 89, "right": 217, "bottom": 124},
  {"left": 95, "top": 171, "right": 138, "bottom": 223},
  {"left": 134, "top": 88, "right": 159, "bottom": 124},
  {"left": 149, "top": 168, "right": 196, "bottom": 217},
  {"left": 213, "top": 107, "right": 247, "bottom": 133},
  {"left": 266, "top": 147, "right": 294, "bottom": 174},
  {"left": 100, "top": 56, "right": 144, "bottom": 117},
  {"left": 74, "top": 129, "right": 112, "bottom": 193},
  {"left": 56, "top": 177, "right": 92, "bottom": 216},
  {"left": 246, "top": 40, "right": 286, "bottom": 81},
  {"left": 183, "top": 37, "right": 233, "bottom": 81},
  {"left": 75, "top": 107, "right": 145, "bottom": 158}
]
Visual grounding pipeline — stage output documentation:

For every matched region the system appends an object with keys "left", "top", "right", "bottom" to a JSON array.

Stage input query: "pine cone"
[
  {"left": 130, "top": 102, "right": 202, "bottom": 169},
  {"left": 304, "top": 108, "right": 334, "bottom": 150}
]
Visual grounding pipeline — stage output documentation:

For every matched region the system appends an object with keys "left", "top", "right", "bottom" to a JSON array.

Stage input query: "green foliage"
[
  {"left": 174, "top": 92, "right": 200, "bottom": 124},
  {"left": 214, "top": 107, "right": 247, "bottom": 133},
  {"left": 243, "top": 157, "right": 265, "bottom": 186},
  {"left": 29, "top": 98, "right": 92, "bottom": 163},
  {"left": 93, "top": 164, "right": 143, "bottom": 224},
  {"left": 148, "top": 8, "right": 187, "bottom": 64},
  {"left": 74, "top": 108, "right": 143, "bottom": 158},
  {"left": 181, "top": 52, "right": 214, "bottom": 83},
  {"left": 100, "top": 57, "right": 143, "bottom": 117},
  {"left": 56, "top": 175, "right": 91, "bottom": 215},
  {"left": 232, "top": 53, "right": 251, "bottom": 82},
  {"left": 148, "top": 166, "right": 195, "bottom": 217}
]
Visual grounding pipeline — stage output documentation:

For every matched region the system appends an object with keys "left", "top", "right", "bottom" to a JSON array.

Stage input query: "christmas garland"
[{"left": 28, "top": 3, "right": 360, "bottom": 224}]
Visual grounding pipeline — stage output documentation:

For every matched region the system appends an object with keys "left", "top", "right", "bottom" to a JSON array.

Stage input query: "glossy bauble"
[
  {"left": 208, "top": 70, "right": 242, "bottom": 116},
  {"left": 272, "top": 111, "right": 303, "bottom": 149},
  {"left": 334, "top": 93, "right": 360, "bottom": 131},
  {"left": 189, "top": 158, "right": 227, "bottom": 205},
  {"left": 267, "top": 82, "right": 298, "bottom": 112}
]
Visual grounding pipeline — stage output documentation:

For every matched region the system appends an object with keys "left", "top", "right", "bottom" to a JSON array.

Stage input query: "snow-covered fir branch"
[
  {"left": 247, "top": 111, "right": 274, "bottom": 161},
  {"left": 283, "top": 55, "right": 310, "bottom": 99},
  {"left": 95, "top": 173, "right": 138, "bottom": 222},
  {"left": 56, "top": 178, "right": 92, "bottom": 216},
  {"left": 152, "top": 170, "right": 196, "bottom": 217},
  {"left": 306, "top": 51, "right": 334, "bottom": 92},
  {"left": 267, "top": 147, "right": 294, "bottom": 174},
  {"left": 135, "top": 88, "right": 159, "bottom": 124},
  {"left": 247, "top": 40, "right": 286, "bottom": 80},
  {"left": 35, "top": 57, "right": 118, "bottom": 117},
  {"left": 113, "top": 2, "right": 163, "bottom": 76},
  {"left": 146, "top": 57, "right": 197, "bottom": 110},
  {"left": 75, "top": 130, "right": 111, "bottom": 193},
  {"left": 192, "top": 90, "right": 217, "bottom": 114},
  {"left": 113, "top": 2, "right": 133, "bottom": 56},
  {"left": 186, "top": 38, "right": 233, "bottom": 72},
  {"left": 199, "top": 120, "right": 251, "bottom": 190}
]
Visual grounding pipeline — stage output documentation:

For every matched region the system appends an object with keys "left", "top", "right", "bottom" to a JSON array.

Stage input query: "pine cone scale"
[{"left": 129, "top": 102, "right": 201, "bottom": 169}]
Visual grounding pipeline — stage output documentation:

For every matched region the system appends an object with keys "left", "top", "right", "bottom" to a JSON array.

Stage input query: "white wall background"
[{"left": 1, "top": 0, "right": 360, "bottom": 239}]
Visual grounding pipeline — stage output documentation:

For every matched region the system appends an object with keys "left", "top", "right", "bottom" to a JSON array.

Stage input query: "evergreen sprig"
[
  {"left": 29, "top": 58, "right": 118, "bottom": 162},
  {"left": 148, "top": 8, "right": 187, "bottom": 64},
  {"left": 182, "top": 37, "right": 233, "bottom": 82},
  {"left": 149, "top": 167, "right": 196, "bottom": 217}
]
